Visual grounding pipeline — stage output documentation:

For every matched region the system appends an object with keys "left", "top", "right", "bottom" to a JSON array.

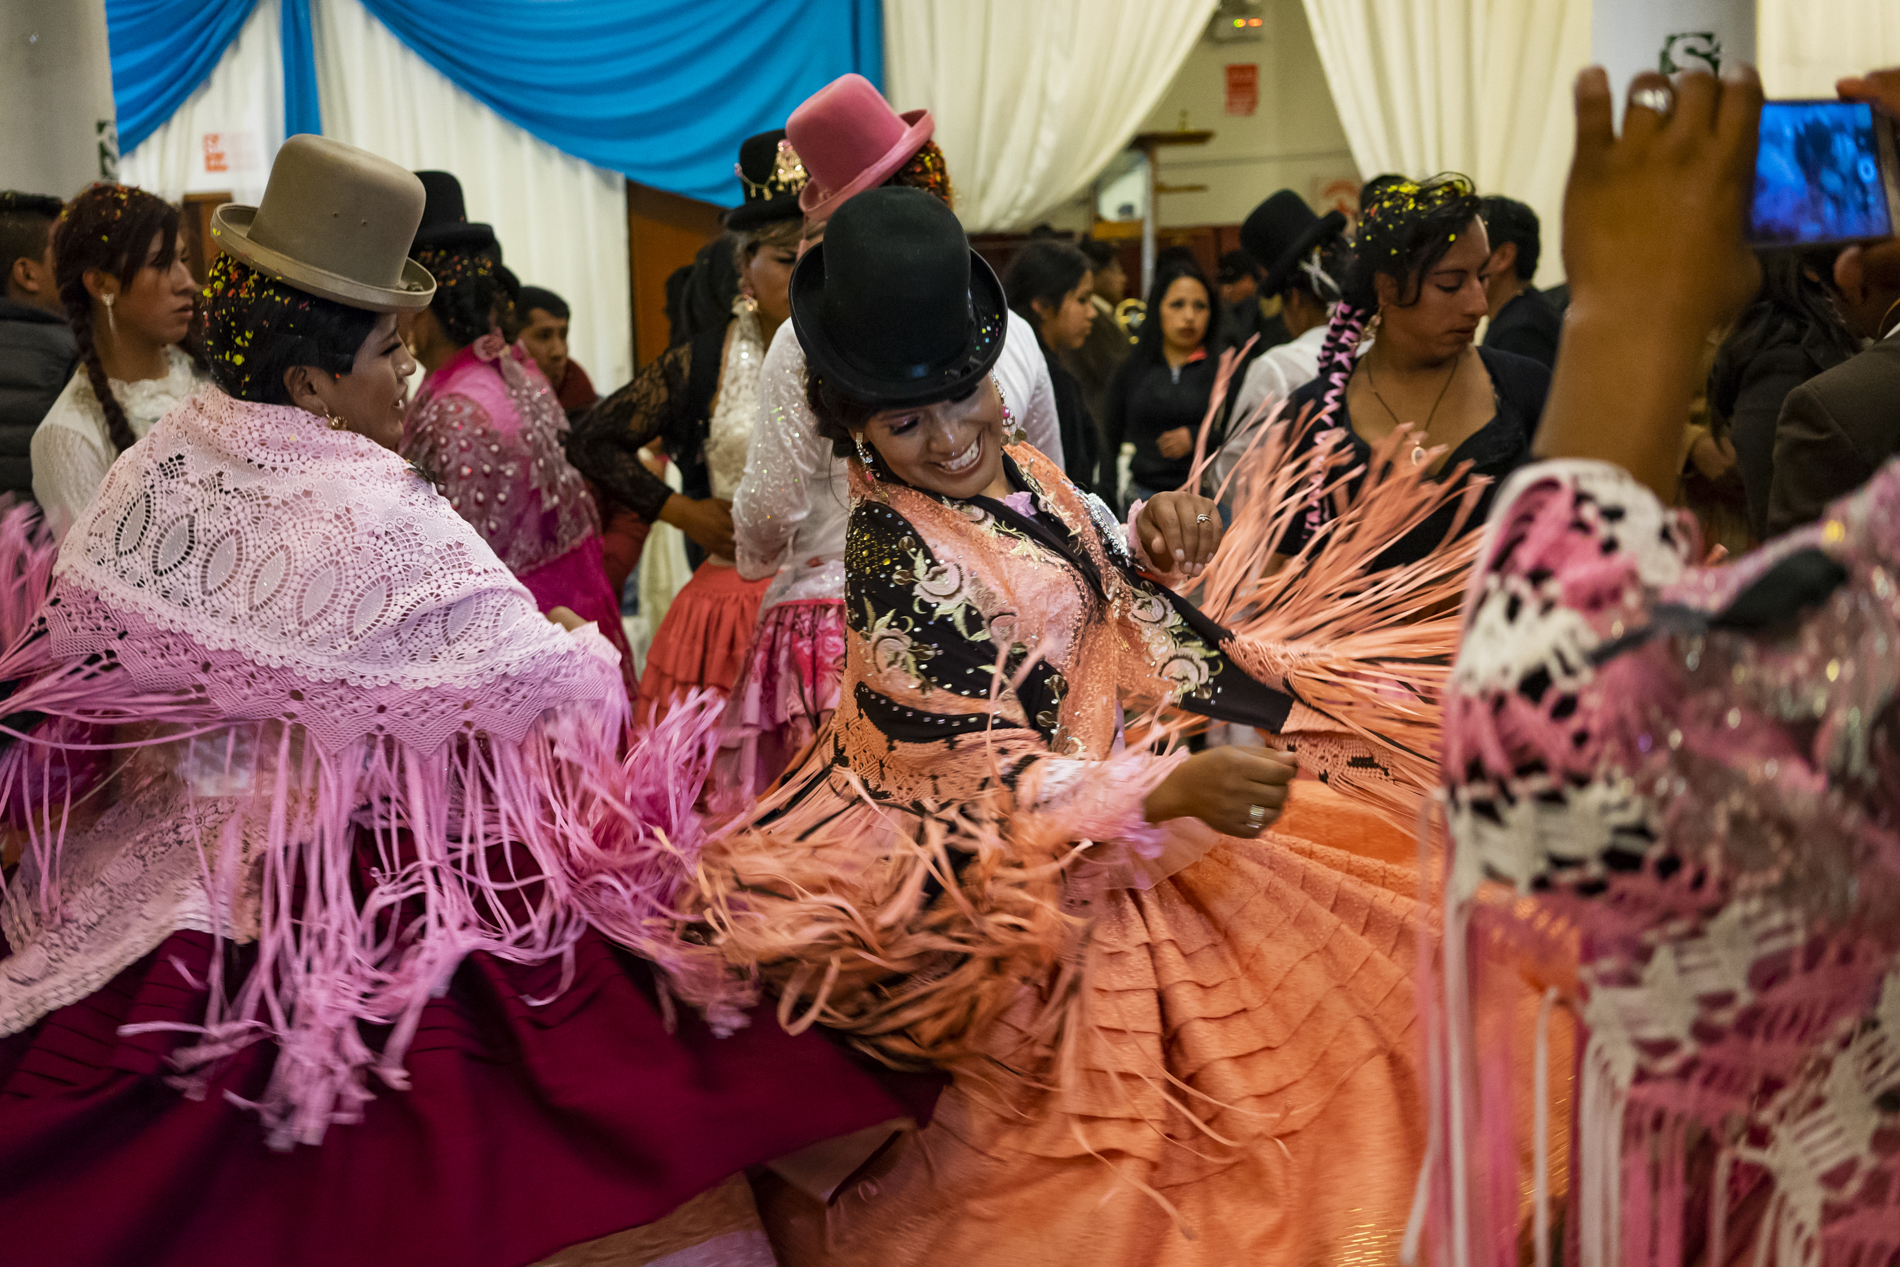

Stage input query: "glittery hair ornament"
[
  {"left": 728, "top": 129, "right": 810, "bottom": 231},
  {"left": 1306, "top": 172, "right": 1484, "bottom": 429},
  {"left": 1354, "top": 173, "right": 1480, "bottom": 286},
  {"left": 199, "top": 252, "right": 372, "bottom": 405}
]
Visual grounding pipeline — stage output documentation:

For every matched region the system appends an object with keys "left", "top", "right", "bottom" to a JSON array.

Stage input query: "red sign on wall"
[{"left": 1225, "top": 63, "right": 1259, "bottom": 116}]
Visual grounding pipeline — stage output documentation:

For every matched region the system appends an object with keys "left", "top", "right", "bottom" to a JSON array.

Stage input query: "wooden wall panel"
[{"left": 625, "top": 182, "right": 725, "bottom": 369}]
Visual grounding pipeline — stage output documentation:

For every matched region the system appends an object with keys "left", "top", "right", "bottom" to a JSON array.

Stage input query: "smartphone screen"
[{"left": 1749, "top": 100, "right": 1897, "bottom": 246}]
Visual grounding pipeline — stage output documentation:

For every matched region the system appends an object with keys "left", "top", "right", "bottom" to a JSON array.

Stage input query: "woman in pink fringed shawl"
[
  {"left": 1421, "top": 66, "right": 1900, "bottom": 1266},
  {"left": 0, "top": 137, "right": 932, "bottom": 1267},
  {"left": 399, "top": 170, "right": 635, "bottom": 698}
]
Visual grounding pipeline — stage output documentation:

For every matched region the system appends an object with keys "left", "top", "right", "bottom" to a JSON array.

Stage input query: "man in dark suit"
[
  {"left": 1480, "top": 196, "right": 1562, "bottom": 370},
  {"left": 1765, "top": 241, "right": 1900, "bottom": 533}
]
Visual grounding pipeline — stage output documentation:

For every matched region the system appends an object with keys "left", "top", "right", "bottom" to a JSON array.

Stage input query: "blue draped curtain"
[
  {"left": 105, "top": 0, "right": 884, "bottom": 205},
  {"left": 355, "top": 0, "right": 883, "bottom": 203},
  {"left": 106, "top": 0, "right": 258, "bottom": 155}
]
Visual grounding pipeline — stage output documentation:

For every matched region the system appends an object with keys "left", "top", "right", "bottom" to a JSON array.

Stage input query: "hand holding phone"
[{"left": 1748, "top": 99, "right": 1900, "bottom": 246}]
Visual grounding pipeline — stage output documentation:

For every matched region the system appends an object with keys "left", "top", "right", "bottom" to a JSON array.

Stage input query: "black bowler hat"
[
  {"left": 727, "top": 130, "right": 809, "bottom": 231},
  {"left": 410, "top": 170, "right": 498, "bottom": 253},
  {"left": 1240, "top": 190, "right": 1347, "bottom": 297},
  {"left": 790, "top": 186, "right": 1006, "bottom": 409}
]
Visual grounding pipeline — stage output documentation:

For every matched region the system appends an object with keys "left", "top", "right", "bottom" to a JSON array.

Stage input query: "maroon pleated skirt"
[{"left": 0, "top": 924, "right": 938, "bottom": 1267}]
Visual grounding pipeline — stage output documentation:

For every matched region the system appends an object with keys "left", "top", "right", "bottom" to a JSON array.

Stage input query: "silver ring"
[
  {"left": 1630, "top": 85, "right": 1675, "bottom": 118},
  {"left": 1247, "top": 803, "right": 1267, "bottom": 828},
  {"left": 1195, "top": 513, "right": 1211, "bottom": 525}
]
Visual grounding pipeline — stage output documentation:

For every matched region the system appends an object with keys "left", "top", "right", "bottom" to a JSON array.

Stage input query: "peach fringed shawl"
[
  {"left": 686, "top": 434, "right": 1482, "bottom": 1260},
  {"left": 0, "top": 389, "right": 715, "bottom": 1150}
]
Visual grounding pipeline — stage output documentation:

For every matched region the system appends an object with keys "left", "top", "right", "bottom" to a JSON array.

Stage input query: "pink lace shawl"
[
  {"left": 0, "top": 388, "right": 714, "bottom": 1150},
  {"left": 402, "top": 334, "right": 600, "bottom": 576}
]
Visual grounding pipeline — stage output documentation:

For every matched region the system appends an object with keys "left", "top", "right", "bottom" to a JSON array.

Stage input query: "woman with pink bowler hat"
[
  {"left": 397, "top": 171, "right": 638, "bottom": 698},
  {"left": 721, "top": 72, "right": 1063, "bottom": 802}
]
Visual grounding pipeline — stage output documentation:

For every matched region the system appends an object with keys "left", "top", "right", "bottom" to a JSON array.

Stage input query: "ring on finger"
[
  {"left": 1247, "top": 803, "right": 1267, "bottom": 829},
  {"left": 1195, "top": 513, "right": 1211, "bottom": 525},
  {"left": 1630, "top": 85, "right": 1675, "bottom": 118}
]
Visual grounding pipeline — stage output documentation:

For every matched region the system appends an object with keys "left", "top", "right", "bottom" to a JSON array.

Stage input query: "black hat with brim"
[
  {"left": 790, "top": 186, "right": 1006, "bottom": 409},
  {"left": 1241, "top": 190, "right": 1347, "bottom": 297},
  {"left": 727, "top": 129, "right": 808, "bottom": 231},
  {"left": 411, "top": 169, "right": 499, "bottom": 254}
]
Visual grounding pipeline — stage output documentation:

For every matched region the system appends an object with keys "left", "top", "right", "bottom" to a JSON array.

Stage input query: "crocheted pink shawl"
[
  {"left": 0, "top": 387, "right": 711, "bottom": 1149},
  {"left": 1420, "top": 457, "right": 1900, "bottom": 1267}
]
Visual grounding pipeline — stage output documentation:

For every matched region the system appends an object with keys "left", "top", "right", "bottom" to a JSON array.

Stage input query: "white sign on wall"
[{"left": 1593, "top": 0, "right": 1757, "bottom": 125}]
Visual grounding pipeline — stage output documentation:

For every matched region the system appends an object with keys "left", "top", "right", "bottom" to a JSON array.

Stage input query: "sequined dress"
[
  {"left": 569, "top": 300, "right": 772, "bottom": 724},
  {"left": 402, "top": 334, "right": 634, "bottom": 695},
  {"left": 1424, "top": 458, "right": 1900, "bottom": 1265},
  {"left": 722, "top": 312, "right": 1064, "bottom": 800},
  {"left": 692, "top": 443, "right": 1431, "bottom": 1265}
]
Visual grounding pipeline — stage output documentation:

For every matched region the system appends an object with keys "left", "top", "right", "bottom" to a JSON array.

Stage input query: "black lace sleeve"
[{"left": 565, "top": 342, "right": 692, "bottom": 523}]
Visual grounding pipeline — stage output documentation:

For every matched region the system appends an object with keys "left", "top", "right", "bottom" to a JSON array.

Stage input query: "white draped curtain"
[
  {"left": 1756, "top": 1, "right": 1900, "bottom": 97},
  {"left": 1299, "top": 0, "right": 1589, "bottom": 287},
  {"left": 117, "top": 0, "right": 632, "bottom": 390},
  {"left": 884, "top": 0, "right": 1218, "bottom": 233}
]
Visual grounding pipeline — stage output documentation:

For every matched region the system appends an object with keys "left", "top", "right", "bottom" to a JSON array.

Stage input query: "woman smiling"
[{"left": 687, "top": 187, "right": 1446, "bottom": 1264}]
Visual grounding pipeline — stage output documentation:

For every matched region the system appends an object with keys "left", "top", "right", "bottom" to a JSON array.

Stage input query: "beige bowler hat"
[{"left": 210, "top": 134, "right": 436, "bottom": 311}]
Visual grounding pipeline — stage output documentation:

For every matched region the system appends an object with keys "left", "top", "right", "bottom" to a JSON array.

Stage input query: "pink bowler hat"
[{"left": 788, "top": 73, "right": 934, "bottom": 223}]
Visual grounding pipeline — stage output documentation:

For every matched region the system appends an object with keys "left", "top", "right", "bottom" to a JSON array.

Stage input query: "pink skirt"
[
  {"left": 517, "top": 535, "right": 636, "bottom": 699},
  {"left": 636, "top": 562, "right": 771, "bottom": 725},
  {"left": 711, "top": 599, "right": 847, "bottom": 809}
]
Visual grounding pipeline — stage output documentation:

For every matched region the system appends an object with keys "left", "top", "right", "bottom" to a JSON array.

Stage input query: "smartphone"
[{"left": 1748, "top": 100, "right": 1900, "bottom": 247}]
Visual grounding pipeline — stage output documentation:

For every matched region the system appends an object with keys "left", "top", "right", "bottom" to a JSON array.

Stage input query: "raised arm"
[{"left": 565, "top": 343, "right": 692, "bottom": 524}]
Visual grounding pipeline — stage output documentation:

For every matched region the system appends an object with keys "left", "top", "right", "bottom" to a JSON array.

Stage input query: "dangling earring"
[
  {"left": 995, "top": 377, "right": 1024, "bottom": 445},
  {"left": 102, "top": 292, "right": 116, "bottom": 337},
  {"left": 854, "top": 432, "right": 874, "bottom": 467}
]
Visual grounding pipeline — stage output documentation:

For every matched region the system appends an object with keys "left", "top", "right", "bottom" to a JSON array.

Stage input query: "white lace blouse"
[{"left": 31, "top": 345, "right": 199, "bottom": 541}]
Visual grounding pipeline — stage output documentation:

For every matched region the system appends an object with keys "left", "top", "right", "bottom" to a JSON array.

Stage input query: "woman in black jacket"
[{"left": 1101, "top": 258, "right": 1224, "bottom": 509}]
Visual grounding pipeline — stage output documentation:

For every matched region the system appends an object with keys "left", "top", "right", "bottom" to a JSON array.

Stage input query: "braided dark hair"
[
  {"left": 412, "top": 244, "right": 509, "bottom": 348},
  {"left": 199, "top": 254, "right": 377, "bottom": 406},
  {"left": 52, "top": 183, "right": 188, "bottom": 454}
]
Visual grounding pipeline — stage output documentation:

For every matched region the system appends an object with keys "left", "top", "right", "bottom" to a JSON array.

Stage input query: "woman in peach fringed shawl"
[{"left": 679, "top": 186, "right": 1488, "bottom": 1265}]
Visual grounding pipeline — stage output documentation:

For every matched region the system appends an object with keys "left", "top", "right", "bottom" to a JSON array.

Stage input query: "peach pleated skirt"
[
  {"left": 754, "top": 780, "right": 1432, "bottom": 1266},
  {"left": 635, "top": 561, "right": 770, "bottom": 725}
]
